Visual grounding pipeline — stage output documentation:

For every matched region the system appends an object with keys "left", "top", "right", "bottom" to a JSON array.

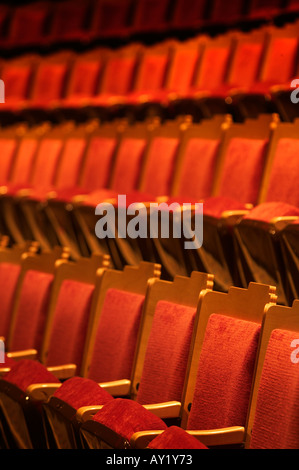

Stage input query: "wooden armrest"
[
  {"left": 6, "top": 349, "right": 38, "bottom": 361},
  {"left": 76, "top": 405, "right": 104, "bottom": 422},
  {"left": 26, "top": 383, "right": 62, "bottom": 402},
  {"left": 130, "top": 426, "right": 245, "bottom": 449},
  {"left": 99, "top": 379, "right": 131, "bottom": 397},
  {"left": 143, "top": 401, "right": 181, "bottom": 419},
  {"left": 270, "top": 216, "right": 299, "bottom": 231},
  {"left": 221, "top": 210, "right": 250, "bottom": 226},
  {"left": 46, "top": 364, "right": 77, "bottom": 380},
  {"left": 186, "top": 426, "right": 245, "bottom": 447},
  {"left": 16, "top": 188, "right": 32, "bottom": 198}
]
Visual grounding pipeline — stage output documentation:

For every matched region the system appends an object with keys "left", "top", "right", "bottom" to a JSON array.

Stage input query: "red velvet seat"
[
  {"left": 147, "top": 426, "right": 208, "bottom": 449},
  {"left": 1, "top": 2, "right": 50, "bottom": 49},
  {"left": 244, "top": 300, "right": 299, "bottom": 449},
  {"left": 131, "top": 0, "right": 172, "bottom": 34},
  {"left": 78, "top": 271, "right": 213, "bottom": 449},
  {"left": 247, "top": 0, "right": 284, "bottom": 20},
  {"left": 129, "top": 282, "right": 276, "bottom": 450},
  {"left": 45, "top": 0, "right": 92, "bottom": 45},
  {"left": 170, "top": 0, "right": 208, "bottom": 30},
  {"left": 89, "top": 0, "right": 134, "bottom": 40}
]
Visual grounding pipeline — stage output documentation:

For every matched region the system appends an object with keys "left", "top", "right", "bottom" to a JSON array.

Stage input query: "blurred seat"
[
  {"left": 129, "top": 282, "right": 277, "bottom": 449},
  {"left": 36, "top": 262, "right": 161, "bottom": 448},
  {"left": 2, "top": 246, "right": 70, "bottom": 370},
  {"left": 170, "top": 0, "right": 208, "bottom": 31},
  {"left": 77, "top": 271, "right": 213, "bottom": 449},
  {"left": 89, "top": 0, "right": 135, "bottom": 40},
  {"left": 131, "top": 0, "right": 172, "bottom": 35}
]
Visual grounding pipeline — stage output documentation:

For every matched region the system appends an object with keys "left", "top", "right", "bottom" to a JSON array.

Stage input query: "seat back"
[
  {"left": 40, "top": 254, "right": 110, "bottom": 374},
  {"left": 90, "top": 0, "right": 134, "bottom": 38},
  {"left": 171, "top": 0, "right": 208, "bottom": 30},
  {"left": 130, "top": 271, "right": 214, "bottom": 405},
  {"left": 246, "top": 299, "right": 299, "bottom": 448},
  {"left": 6, "top": 2, "right": 49, "bottom": 46},
  {"left": 81, "top": 262, "right": 161, "bottom": 382},
  {"left": 181, "top": 282, "right": 277, "bottom": 431},
  {"left": 47, "top": 0, "right": 91, "bottom": 42},
  {"left": 257, "top": 24, "right": 299, "bottom": 86},
  {"left": 0, "top": 241, "right": 38, "bottom": 339},
  {"left": 97, "top": 44, "right": 141, "bottom": 96},
  {"left": 193, "top": 34, "right": 234, "bottom": 91},
  {"left": 29, "top": 51, "right": 75, "bottom": 104},
  {"left": 6, "top": 247, "right": 70, "bottom": 354},
  {"left": 0, "top": 54, "right": 39, "bottom": 103},
  {"left": 131, "top": 0, "right": 171, "bottom": 33}
]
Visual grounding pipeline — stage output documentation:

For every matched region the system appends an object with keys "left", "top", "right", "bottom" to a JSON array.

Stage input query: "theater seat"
[
  {"left": 78, "top": 271, "right": 214, "bottom": 449},
  {"left": 129, "top": 282, "right": 277, "bottom": 449},
  {"left": 0, "top": 240, "right": 38, "bottom": 342}
]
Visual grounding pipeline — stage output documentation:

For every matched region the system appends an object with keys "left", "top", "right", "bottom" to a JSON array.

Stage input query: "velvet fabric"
[
  {"left": 45, "top": 280, "right": 95, "bottom": 371},
  {"left": 54, "top": 138, "right": 87, "bottom": 189},
  {"left": 243, "top": 201, "right": 299, "bottom": 223},
  {"left": 2, "top": 65, "right": 32, "bottom": 103},
  {"left": 53, "top": 376, "right": 114, "bottom": 409},
  {"left": 87, "top": 288, "right": 145, "bottom": 382},
  {"left": 3, "top": 359, "right": 60, "bottom": 392},
  {"left": 216, "top": 138, "right": 268, "bottom": 204},
  {"left": 141, "top": 137, "right": 180, "bottom": 197},
  {"left": 6, "top": 138, "right": 39, "bottom": 191},
  {"left": 176, "top": 138, "right": 220, "bottom": 200},
  {"left": 148, "top": 426, "right": 208, "bottom": 449},
  {"left": 61, "top": 60, "right": 102, "bottom": 106},
  {"left": 202, "top": 196, "right": 248, "bottom": 218},
  {"left": 187, "top": 313, "right": 261, "bottom": 430},
  {"left": 228, "top": 42, "right": 264, "bottom": 89},
  {"left": 250, "top": 328, "right": 299, "bottom": 449},
  {"left": 136, "top": 300, "right": 196, "bottom": 405},
  {"left": 95, "top": 56, "right": 137, "bottom": 98},
  {"left": 31, "top": 62, "right": 69, "bottom": 106},
  {"left": 92, "top": 398, "right": 167, "bottom": 441},
  {"left": 0, "top": 263, "right": 21, "bottom": 338},
  {"left": 9, "top": 270, "right": 54, "bottom": 352},
  {"left": 264, "top": 138, "right": 299, "bottom": 206},
  {"left": 0, "top": 139, "right": 17, "bottom": 184},
  {"left": 191, "top": 46, "right": 231, "bottom": 92},
  {"left": 30, "top": 139, "right": 64, "bottom": 189}
]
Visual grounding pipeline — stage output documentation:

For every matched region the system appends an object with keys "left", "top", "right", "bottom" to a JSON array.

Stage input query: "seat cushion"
[
  {"left": 3, "top": 359, "right": 60, "bottom": 392},
  {"left": 243, "top": 201, "right": 299, "bottom": 223}
]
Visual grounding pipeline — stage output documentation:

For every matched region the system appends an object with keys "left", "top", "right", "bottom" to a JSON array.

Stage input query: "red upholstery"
[
  {"left": 148, "top": 426, "right": 208, "bottom": 449},
  {"left": 87, "top": 288, "right": 145, "bottom": 382},
  {"left": 243, "top": 201, "right": 299, "bottom": 223},
  {"left": 5, "top": 138, "right": 39, "bottom": 192},
  {"left": 29, "top": 60, "right": 70, "bottom": 107},
  {"left": 136, "top": 300, "right": 196, "bottom": 405},
  {"left": 140, "top": 137, "right": 180, "bottom": 197},
  {"left": 216, "top": 138, "right": 268, "bottom": 205},
  {"left": 0, "top": 139, "right": 17, "bottom": 185},
  {"left": 227, "top": 41, "right": 264, "bottom": 89},
  {"left": 53, "top": 137, "right": 117, "bottom": 201},
  {"left": 3, "top": 359, "right": 60, "bottom": 392},
  {"left": 53, "top": 376, "right": 114, "bottom": 409},
  {"left": 190, "top": 45, "right": 231, "bottom": 94},
  {"left": 0, "top": 263, "right": 21, "bottom": 338},
  {"left": 61, "top": 60, "right": 103, "bottom": 106},
  {"left": 165, "top": 47, "right": 201, "bottom": 97},
  {"left": 171, "top": 0, "right": 207, "bottom": 29},
  {"left": 45, "top": 280, "right": 95, "bottom": 371},
  {"left": 30, "top": 139, "right": 64, "bottom": 189},
  {"left": 202, "top": 196, "right": 248, "bottom": 218},
  {"left": 92, "top": 398, "right": 167, "bottom": 441},
  {"left": 91, "top": 0, "right": 133, "bottom": 38},
  {"left": 249, "top": 37, "right": 298, "bottom": 92},
  {"left": 250, "top": 328, "right": 299, "bottom": 449},
  {"left": 1, "top": 64, "right": 33, "bottom": 106},
  {"left": 2, "top": 354, "right": 17, "bottom": 367},
  {"left": 9, "top": 270, "right": 54, "bottom": 352},
  {"left": 187, "top": 314, "right": 261, "bottom": 430},
  {"left": 264, "top": 138, "right": 299, "bottom": 206},
  {"left": 7, "top": 2, "right": 49, "bottom": 46},
  {"left": 176, "top": 138, "right": 220, "bottom": 200},
  {"left": 47, "top": 0, "right": 90, "bottom": 42},
  {"left": 132, "top": 0, "right": 171, "bottom": 33}
]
